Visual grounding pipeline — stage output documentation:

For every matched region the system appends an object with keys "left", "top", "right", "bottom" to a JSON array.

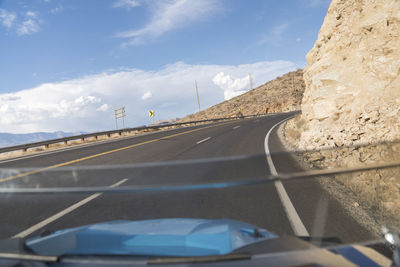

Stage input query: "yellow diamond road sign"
[{"left": 149, "top": 110, "right": 155, "bottom": 117}]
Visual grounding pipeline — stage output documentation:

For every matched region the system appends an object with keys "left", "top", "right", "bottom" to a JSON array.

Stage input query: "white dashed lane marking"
[
  {"left": 196, "top": 137, "right": 212, "bottom": 144},
  {"left": 13, "top": 178, "right": 128, "bottom": 238}
]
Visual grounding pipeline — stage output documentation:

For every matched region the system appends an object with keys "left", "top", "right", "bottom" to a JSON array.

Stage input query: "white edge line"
[
  {"left": 264, "top": 117, "right": 310, "bottom": 237},
  {"left": 13, "top": 178, "right": 128, "bottom": 239},
  {"left": 196, "top": 137, "right": 211, "bottom": 144}
]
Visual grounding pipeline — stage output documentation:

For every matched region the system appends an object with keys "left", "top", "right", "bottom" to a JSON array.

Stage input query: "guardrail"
[{"left": 0, "top": 111, "right": 300, "bottom": 154}]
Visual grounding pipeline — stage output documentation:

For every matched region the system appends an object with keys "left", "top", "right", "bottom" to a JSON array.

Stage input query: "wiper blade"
[
  {"left": 0, "top": 252, "right": 57, "bottom": 262},
  {"left": 0, "top": 237, "right": 57, "bottom": 262},
  {"left": 297, "top": 236, "right": 342, "bottom": 246},
  {"left": 1, "top": 159, "right": 400, "bottom": 195},
  {"left": 147, "top": 253, "right": 251, "bottom": 265}
]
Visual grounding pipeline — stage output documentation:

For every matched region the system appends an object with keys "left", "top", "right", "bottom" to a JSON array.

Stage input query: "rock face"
[
  {"left": 298, "top": 0, "right": 400, "bottom": 150},
  {"left": 284, "top": 0, "right": 400, "bottom": 234},
  {"left": 179, "top": 70, "right": 305, "bottom": 122}
]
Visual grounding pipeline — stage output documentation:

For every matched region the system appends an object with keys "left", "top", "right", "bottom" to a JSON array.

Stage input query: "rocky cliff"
[
  {"left": 285, "top": 0, "right": 400, "bottom": 233},
  {"left": 294, "top": 0, "right": 400, "bottom": 150}
]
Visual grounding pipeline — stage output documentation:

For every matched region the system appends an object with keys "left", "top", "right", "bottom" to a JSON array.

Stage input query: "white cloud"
[
  {"left": 116, "top": 0, "right": 222, "bottom": 45},
  {"left": 0, "top": 9, "right": 17, "bottom": 28},
  {"left": 0, "top": 9, "right": 42, "bottom": 35},
  {"left": 141, "top": 91, "right": 152, "bottom": 100},
  {"left": 272, "top": 23, "right": 288, "bottom": 36},
  {"left": 1, "top": 95, "right": 21, "bottom": 101},
  {"left": 257, "top": 23, "right": 289, "bottom": 46},
  {"left": 97, "top": 104, "right": 110, "bottom": 112},
  {"left": 113, "top": 0, "right": 141, "bottom": 10},
  {"left": 26, "top": 11, "right": 38, "bottom": 18},
  {"left": 17, "top": 19, "right": 40, "bottom": 35},
  {"left": 50, "top": 6, "right": 64, "bottom": 14},
  {"left": 0, "top": 60, "right": 297, "bottom": 133},
  {"left": 213, "top": 73, "right": 250, "bottom": 100}
]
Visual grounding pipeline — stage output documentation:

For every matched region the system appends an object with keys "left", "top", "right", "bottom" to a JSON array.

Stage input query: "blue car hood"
[{"left": 26, "top": 218, "right": 277, "bottom": 257}]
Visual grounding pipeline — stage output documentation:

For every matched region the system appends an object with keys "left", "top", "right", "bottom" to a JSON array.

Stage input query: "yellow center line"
[{"left": 0, "top": 122, "right": 230, "bottom": 184}]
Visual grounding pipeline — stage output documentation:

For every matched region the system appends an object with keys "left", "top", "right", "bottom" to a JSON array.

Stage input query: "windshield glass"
[
  {"left": 0, "top": 138, "right": 399, "bottom": 257},
  {"left": 0, "top": 0, "right": 399, "bottom": 263}
]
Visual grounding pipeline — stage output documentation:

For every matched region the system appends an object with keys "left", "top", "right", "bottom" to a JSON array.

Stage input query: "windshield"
[
  {"left": 0, "top": 137, "right": 399, "bottom": 257},
  {"left": 0, "top": 0, "right": 399, "bottom": 264}
]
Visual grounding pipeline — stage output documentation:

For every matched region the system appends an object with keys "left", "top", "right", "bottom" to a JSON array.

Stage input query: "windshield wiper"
[
  {"left": 147, "top": 253, "right": 251, "bottom": 265},
  {"left": 297, "top": 236, "right": 342, "bottom": 247},
  {"left": 0, "top": 252, "right": 57, "bottom": 262},
  {"left": 0, "top": 237, "right": 57, "bottom": 263}
]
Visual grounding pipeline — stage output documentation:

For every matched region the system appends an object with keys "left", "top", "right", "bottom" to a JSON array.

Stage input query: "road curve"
[{"left": 0, "top": 113, "right": 374, "bottom": 244}]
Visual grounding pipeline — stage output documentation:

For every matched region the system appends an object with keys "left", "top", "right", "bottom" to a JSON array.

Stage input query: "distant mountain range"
[{"left": 0, "top": 131, "right": 86, "bottom": 148}]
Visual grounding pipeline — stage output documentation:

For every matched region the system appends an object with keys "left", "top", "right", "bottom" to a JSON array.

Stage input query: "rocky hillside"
[
  {"left": 285, "top": 0, "right": 400, "bottom": 233},
  {"left": 291, "top": 0, "right": 400, "bottom": 150},
  {"left": 179, "top": 69, "right": 305, "bottom": 122}
]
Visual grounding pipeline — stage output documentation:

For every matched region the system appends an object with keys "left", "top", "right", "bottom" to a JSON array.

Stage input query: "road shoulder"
[{"left": 275, "top": 120, "right": 382, "bottom": 238}]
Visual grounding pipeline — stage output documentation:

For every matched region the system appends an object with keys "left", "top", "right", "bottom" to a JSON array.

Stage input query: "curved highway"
[{"left": 0, "top": 113, "right": 374, "bottom": 244}]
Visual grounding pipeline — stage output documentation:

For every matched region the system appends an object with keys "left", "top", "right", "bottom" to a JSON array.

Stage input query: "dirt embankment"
[{"left": 179, "top": 69, "right": 305, "bottom": 122}]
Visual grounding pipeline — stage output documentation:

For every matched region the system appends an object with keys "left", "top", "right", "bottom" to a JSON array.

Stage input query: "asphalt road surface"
[{"left": 0, "top": 113, "right": 375, "bottom": 244}]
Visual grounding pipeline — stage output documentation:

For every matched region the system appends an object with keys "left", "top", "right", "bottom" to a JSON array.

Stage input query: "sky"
[{"left": 0, "top": 0, "right": 331, "bottom": 133}]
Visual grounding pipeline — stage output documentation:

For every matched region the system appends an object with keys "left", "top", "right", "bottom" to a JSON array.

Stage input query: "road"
[{"left": 0, "top": 113, "right": 375, "bottom": 244}]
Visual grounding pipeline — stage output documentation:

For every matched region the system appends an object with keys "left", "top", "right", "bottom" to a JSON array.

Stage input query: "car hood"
[{"left": 25, "top": 218, "right": 277, "bottom": 257}]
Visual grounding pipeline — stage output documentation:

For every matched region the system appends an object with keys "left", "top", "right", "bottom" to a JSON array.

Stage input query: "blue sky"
[{"left": 0, "top": 0, "right": 330, "bottom": 133}]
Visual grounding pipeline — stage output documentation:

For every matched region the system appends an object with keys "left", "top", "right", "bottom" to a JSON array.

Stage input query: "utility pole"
[
  {"left": 249, "top": 74, "right": 254, "bottom": 90},
  {"left": 195, "top": 80, "right": 201, "bottom": 112},
  {"left": 292, "top": 71, "right": 295, "bottom": 91}
]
